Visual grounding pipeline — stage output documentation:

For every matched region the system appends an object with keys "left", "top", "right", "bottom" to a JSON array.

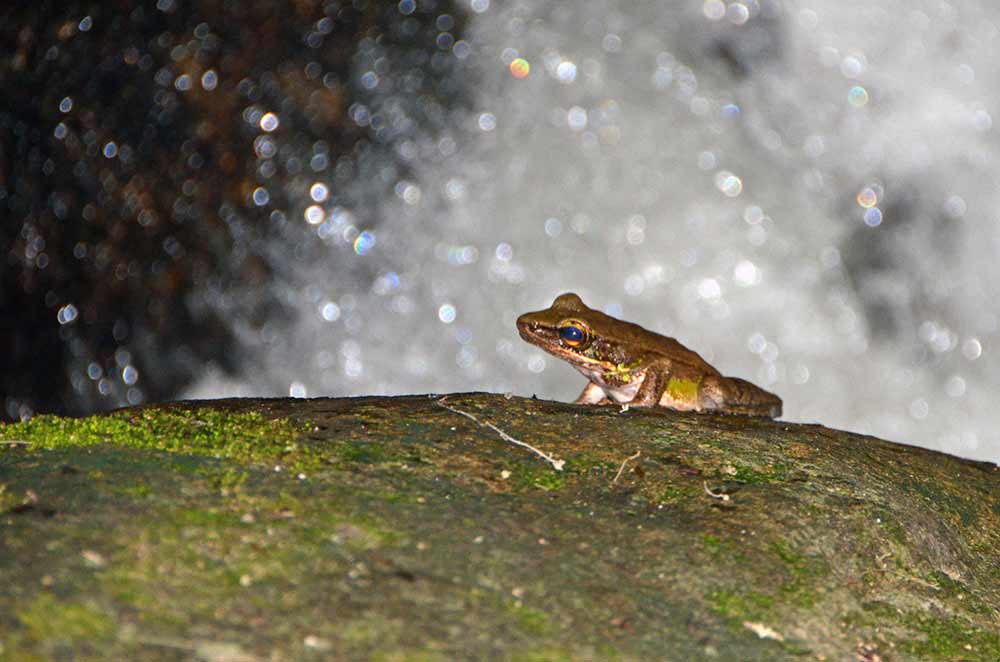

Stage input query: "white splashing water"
[{"left": 188, "top": 0, "right": 1000, "bottom": 462}]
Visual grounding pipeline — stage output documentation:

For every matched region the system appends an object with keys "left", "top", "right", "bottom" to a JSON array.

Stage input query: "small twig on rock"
[
  {"left": 436, "top": 397, "right": 565, "bottom": 471},
  {"left": 612, "top": 450, "right": 641, "bottom": 485},
  {"left": 703, "top": 481, "right": 731, "bottom": 502},
  {"left": 743, "top": 621, "right": 784, "bottom": 641}
]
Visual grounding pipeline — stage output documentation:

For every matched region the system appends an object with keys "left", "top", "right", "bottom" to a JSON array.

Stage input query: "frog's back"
[{"left": 606, "top": 317, "right": 723, "bottom": 377}]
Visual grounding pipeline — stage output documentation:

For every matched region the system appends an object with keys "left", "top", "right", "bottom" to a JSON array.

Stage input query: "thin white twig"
[
  {"left": 743, "top": 621, "right": 784, "bottom": 641},
  {"left": 612, "top": 450, "right": 641, "bottom": 485},
  {"left": 437, "top": 397, "right": 565, "bottom": 471},
  {"left": 0, "top": 440, "right": 31, "bottom": 446},
  {"left": 703, "top": 480, "right": 732, "bottom": 502}
]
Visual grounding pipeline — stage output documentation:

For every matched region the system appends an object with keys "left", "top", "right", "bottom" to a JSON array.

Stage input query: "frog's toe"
[{"left": 575, "top": 382, "right": 610, "bottom": 405}]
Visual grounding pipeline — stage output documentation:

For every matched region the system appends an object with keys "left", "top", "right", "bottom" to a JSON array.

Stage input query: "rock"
[{"left": 1, "top": 393, "right": 998, "bottom": 660}]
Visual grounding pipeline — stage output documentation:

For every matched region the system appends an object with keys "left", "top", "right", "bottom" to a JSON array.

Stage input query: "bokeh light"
[
  {"left": 847, "top": 85, "right": 869, "bottom": 107},
  {"left": 259, "top": 112, "right": 280, "bottom": 132},
  {"left": 509, "top": 58, "right": 530, "bottom": 79},
  {"left": 353, "top": 231, "right": 376, "bottom": 256}
]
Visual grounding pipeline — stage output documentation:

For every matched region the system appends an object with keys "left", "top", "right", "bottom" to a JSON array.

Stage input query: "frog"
[{"left": 516, "top": 292, "right": 782, "bottom": 418}]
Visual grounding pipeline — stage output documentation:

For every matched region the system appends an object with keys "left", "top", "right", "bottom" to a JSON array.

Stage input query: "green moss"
[
  {"left": 659, "top": 484, "right": 683, "bottom": 502},
  {"left": 730, "top": 461, "right": 788, "bottom": 484},
  {"left": 372, "top": 650, "right": 449, "bottom": 662},
  {"left": 171, "top": 507, "right": 238, "bottom": 528},
  {"left": 0, "top": 408, "right": 316, "bottom": 472},
  {"left": 114, "top": 484, "right": 153, "bottom": 498},
  {"left": 0, "top": 483, "right": 18, "bottom": 511},
  {"left": 706, "top": 540, "right": 830, "bottom": 627},
  {"left": 657, "top": 481, "right": 698, "bottom": 503},
  {"left": 770, "top": 540, "right": 829, "bottom": 608},
  {"left": 512, "top": 605, "right": 552, "bottom": 636},
  {"left": 17, "top": 594, "right": 114, "bottom": 644},
  {"left": 851, "top": 601, "right": 1000, "bottom": 659},
  {"left": 510, "top": 463, "right": 566, "bottom": 491},
  {"left": 533, "top": 471, "right": 566, "bottom": 491},
  {"left": 196, "top": 466, "right": 249, "bottom": 494},
  {"left": 510, "top": 649, "right": 576, "bottom": 662},
  {"left": 700, "top": 533, "right": 748, "bottom": 562},
  {"left": 338, "top": 440, "right": 389, "bottom": 465},
  {"left": 566, "top": 453, "right": 614, "bottom": 476},
  {"left": 709, "top": 589, "right": 817, "bottom": 656},
  {"left": 708, "top": 588, "right": 776, "bottom": 621},
  {"left": 900, "top": 609, "right": 1000, "bottom": 659},
  {"left": 770, "top": 540, "right": 803, "bottom": 565}
]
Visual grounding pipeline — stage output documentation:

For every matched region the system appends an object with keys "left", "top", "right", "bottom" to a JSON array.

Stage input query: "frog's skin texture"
[{"left": 517, "top": 293, "right": 782, "bottom": 418}]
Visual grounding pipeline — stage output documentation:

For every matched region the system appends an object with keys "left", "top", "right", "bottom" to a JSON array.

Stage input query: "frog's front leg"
[
  {"left": 628, "top": 359, "right": 673, "bottom": 407},
  {"left": 575, "top": 381, "right": 611, "bottom": 405}
]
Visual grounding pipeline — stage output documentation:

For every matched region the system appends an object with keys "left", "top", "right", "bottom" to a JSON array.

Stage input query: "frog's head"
[{"left": 517, "top": 293, "right": 638, "bottom": 376}]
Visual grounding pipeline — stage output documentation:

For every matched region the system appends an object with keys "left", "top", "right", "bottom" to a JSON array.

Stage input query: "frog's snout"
[
  {"left": 516, "top": 313, "right": 536, "bottom": 341},
  {"left": 516, "top": 312, "right": 551, "bottom": 343}
]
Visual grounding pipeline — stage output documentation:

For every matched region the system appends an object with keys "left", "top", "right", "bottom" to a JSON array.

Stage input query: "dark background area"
[{"left": 1, "top": 0, "right": 464, "bottom": 420}]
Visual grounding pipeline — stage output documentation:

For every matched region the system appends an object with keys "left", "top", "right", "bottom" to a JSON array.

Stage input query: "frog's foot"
[{"left": 575, "top": 382, "right": 612, "bottom": 405}]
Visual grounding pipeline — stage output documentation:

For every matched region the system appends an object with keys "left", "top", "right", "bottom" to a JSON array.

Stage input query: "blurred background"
[{"left": 3, "top": 0, "right": 998, "bottom": 461}]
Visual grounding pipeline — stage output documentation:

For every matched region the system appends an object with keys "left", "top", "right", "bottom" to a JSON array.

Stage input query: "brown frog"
[{"left": 517, "top": 292, "right": 782, "bottom": 418}]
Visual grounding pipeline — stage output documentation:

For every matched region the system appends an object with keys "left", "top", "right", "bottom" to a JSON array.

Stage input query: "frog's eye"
[{"left": 558, "top": 322, "right": 588, "bottom": 347}]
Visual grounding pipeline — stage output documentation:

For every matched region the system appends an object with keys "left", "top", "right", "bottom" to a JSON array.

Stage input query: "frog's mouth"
[{"left": 516, "top": 316, "right": 558, "bottom": 345}]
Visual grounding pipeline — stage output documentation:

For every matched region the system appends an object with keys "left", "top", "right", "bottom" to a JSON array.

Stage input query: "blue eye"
[{"left": 559, "top": 324, "right": 586, "bottom": 346}]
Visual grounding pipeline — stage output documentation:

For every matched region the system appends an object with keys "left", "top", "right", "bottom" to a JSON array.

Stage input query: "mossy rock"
[{"left": 1, "top": 394, "right": 999, "bottom": 660}]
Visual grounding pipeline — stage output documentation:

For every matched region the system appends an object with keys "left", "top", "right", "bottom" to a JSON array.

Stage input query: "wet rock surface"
[{"left": 2, "top": 393, "right": 999, "bottom": 660}]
